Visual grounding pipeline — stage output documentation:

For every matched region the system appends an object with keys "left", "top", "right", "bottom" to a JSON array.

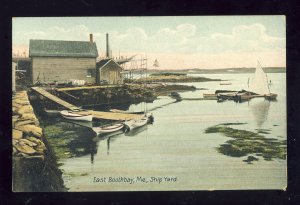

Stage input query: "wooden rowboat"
[
  {"left": 125, "top": 116, "right": 148, "bottom": 131},
  {"left": 60, "top": 110, "right": 93, "bottom": 122},
  {"left": 92, "top": 123, "right": 124, "bottom": 135}
]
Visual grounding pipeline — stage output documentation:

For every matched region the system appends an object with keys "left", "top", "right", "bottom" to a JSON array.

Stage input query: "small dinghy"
[
  {"left": 60, "top": 110, "right": 93, "bottom": 122},
  {"left": 92, "top": 123, "right": 124, "bottom": 135},
  {"left": 125, "top": 115, "right": 149, "bottom": 131}
]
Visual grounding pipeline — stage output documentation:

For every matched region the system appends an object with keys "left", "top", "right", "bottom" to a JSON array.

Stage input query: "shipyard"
[{"left": 12, "top": 16, "right": 287, "bottom": 192}]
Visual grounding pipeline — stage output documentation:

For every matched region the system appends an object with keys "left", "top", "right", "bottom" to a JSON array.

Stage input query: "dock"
[
  {"left": 31, "top": 87, "right": 142, "bottom": 120},
  {"left": 31, "top": 87, "right": 79, "bottom": 110},
  {"left": 56, "top": 85, "right": 122, "bottom": 92}
]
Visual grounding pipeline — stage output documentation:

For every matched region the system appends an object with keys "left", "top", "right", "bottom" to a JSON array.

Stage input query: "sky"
[{"left": 12, "top": 16, "right": 286, "bottom": 69}]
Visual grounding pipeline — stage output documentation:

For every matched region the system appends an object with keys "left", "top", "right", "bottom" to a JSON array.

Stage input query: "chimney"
[
  {"left": 106, "top": 33, "right": 110, "bottom": 58},
  {"left": 89, "top": 33, "right": 93, "bottom": 43}
]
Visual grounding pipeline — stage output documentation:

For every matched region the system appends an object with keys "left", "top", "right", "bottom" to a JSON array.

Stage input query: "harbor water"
[{"left": 42, "top": 73, "right": 286, "bottom": 191}]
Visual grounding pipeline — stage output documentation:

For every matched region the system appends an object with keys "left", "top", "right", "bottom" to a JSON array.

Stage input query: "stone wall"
[{"left": 12, "top": 91, "right": 65, "bottom": 192}]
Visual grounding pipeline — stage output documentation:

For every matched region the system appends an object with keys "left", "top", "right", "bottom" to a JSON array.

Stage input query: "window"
[{"left": 86, "top": 68, "right": 95, "bottom": 78}]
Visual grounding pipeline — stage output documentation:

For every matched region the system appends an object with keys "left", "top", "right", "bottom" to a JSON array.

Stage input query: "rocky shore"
[
  {"left": 12, "top": 91, "right": 65, "bottom": 191},
  {"left": 30, "top": 83, "right": 196, "bottom": 109}
]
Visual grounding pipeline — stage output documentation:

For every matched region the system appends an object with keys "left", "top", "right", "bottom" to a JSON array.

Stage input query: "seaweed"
[
  {"left": 205, "top": 125, "right": 286, "bottom": 163},
  {"left": 243, "top": 156, "right": 259, "bottom": 164}
]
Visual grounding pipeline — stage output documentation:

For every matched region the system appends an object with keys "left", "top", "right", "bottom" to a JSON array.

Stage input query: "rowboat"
[
  {"left": 60, "top": 110, "right": 93, "bottom": 122},
  {"left": 125, "top": 116, "right": 148, "bottom": 131},
  {"left": 92, "top": 123, "right": 124, "bottom": 135},
  {"left": 125, "top": 124, "right": 148, "bottom": 136}
]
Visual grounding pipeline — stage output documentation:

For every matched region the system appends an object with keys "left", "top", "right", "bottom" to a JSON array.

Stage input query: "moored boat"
[
  {"left": 248, "top": 61, "right": 277, "bottom": 101},
  {"left": 264, "top": 93, "right": 277, "bottom": 101},
  {"left": 92, "top": 123, "right": 124, "bottom": 135},
  {"left": 125, "top": 116, "right": 148, "bottom": 131},
  {"left": 60, "top": 110, "right": 93, "bottom": 122}
]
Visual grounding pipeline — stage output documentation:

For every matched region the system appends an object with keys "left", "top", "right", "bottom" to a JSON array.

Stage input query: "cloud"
[
  {"left": 13, "top": 25, "right": 93, "bottom": 46},
  {"left": 200, "top": 23, "right": 285, "bottom": 53},
  {"left": 13, "top": 22, "right": 285, "bottom": 68}
]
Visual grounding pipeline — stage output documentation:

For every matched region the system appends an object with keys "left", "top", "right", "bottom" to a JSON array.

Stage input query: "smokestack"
[
  {"left": 89, "top": 33, "right": 93, "bottom": 43},
  {"left": 106, "top": 33, "right": 110, "bottom": 58}
]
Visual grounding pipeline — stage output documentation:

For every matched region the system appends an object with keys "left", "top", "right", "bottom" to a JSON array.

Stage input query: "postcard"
[{"left": 12, "top": 16, "right": 286, "bottom": 192}]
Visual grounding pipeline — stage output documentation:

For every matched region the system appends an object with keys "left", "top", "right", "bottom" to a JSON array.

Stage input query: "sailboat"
[
  {"left": 153, "top": 59, "right": 159, "bottom": 68},
  {"left": 248, "top": 61, "right": 277, "bottom": 100}
]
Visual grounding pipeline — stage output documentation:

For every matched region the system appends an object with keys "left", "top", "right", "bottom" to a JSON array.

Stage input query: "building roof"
[
  {"left": 29, "top": 39, "right": 98, "bottom": 58},
  {"left": 96, "top": 59, "right": 112, "bottom": 69},
  {"left": 97, "top": 59, "right": 123, "bottom": 70}
]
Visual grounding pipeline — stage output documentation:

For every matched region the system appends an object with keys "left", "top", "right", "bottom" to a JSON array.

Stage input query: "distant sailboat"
[
  {"left": 248, "top": 61, "right": 277, "bottom": 100},
  {"left": 153, "top": 59, "right": 159, "bottom": 68}
]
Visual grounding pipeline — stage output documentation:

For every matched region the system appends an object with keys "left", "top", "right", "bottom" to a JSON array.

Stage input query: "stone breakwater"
[
  {"left": 12, "top": 91, "right": 45, "bottom": 157},
  {"left": 12, "top": 91, "right": 65, "bottom": 191}
]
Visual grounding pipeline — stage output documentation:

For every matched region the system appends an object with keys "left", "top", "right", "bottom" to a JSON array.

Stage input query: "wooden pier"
[
  {"left": 31, "top": 87, "right": 142, "bottom": 121},
  {"left": 31, "top": 87, "right": 79, "bottom": 110},
  {"left": 56, "top": 85, "right": 122, "bottom": 92}
]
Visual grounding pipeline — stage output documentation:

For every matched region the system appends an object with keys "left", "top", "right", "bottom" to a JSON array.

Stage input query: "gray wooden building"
[
  {"left": 29, "top": 35, "right": 98, "bottom": 84},
  {"left": 97, "top": 59, "right": 123, "bottom": 84}
]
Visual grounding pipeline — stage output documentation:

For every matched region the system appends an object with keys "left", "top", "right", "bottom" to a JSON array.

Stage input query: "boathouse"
[
  {"left": 29, "top": 34, "right": 98, "bottom": 84},
  {"left": 96, "top": 59, "right": 123, "bottom": 84}
]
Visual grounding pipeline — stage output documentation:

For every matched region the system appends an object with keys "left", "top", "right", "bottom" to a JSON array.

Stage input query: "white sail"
[
  {"left": 248, "top": 61, "right": 270, "bottom": 95},
  {"left": 153, "top": 59, "right": 159, "bottom": 67}
]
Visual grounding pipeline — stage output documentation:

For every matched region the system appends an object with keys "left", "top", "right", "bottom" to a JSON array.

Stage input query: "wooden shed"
[
  {"left": 29, "top": 36, "right": 98, "bottom": 85},
  {"left": 97, "top": 59, "right": 123, "bottom": 84}
]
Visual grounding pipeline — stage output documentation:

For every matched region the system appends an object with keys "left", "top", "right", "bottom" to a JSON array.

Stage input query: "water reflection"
[
  {"left": 250, "top": 100, "right": 270, "bottom": 128},
  {"left": 92, "top": 130, "right": 124, "bottom": 157},
  {"left": 125, "top": 124, "right": 148, "bottom": 136},
  {"left": 43, "top": 120, "right": 98, "bottom": 160}
]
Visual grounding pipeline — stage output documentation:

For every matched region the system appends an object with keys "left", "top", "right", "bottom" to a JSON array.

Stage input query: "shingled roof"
[
  {"left": 96, "top": 59, "right": 123, "bottom": 70},
  {"left": 29, "top": 39, "right": 98, "bottom": 58}
]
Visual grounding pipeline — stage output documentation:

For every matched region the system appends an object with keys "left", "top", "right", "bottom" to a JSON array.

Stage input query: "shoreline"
[{"left": 12, "top": 91, "right": 66, "bottom": 192}]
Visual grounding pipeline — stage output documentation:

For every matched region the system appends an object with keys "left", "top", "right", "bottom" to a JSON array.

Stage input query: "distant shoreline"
[{"left": 145, "top": 67, "right": 286, "bottom": 74}]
